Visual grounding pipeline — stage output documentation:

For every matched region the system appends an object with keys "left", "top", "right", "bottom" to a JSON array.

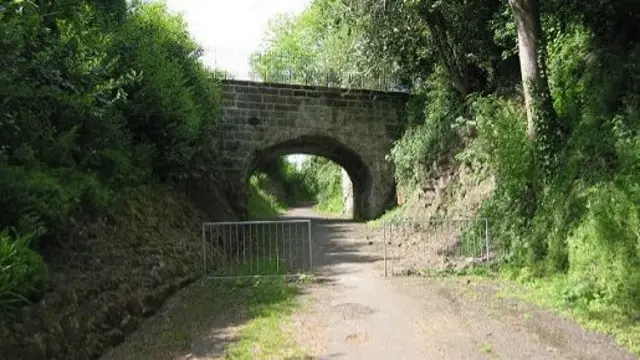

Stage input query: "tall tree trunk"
[
  {"left": 508, "top": 0, "right": 548, "bottom": 140},
  {"left": 509, "top": 0, "right": 567, "bottom": 178}
]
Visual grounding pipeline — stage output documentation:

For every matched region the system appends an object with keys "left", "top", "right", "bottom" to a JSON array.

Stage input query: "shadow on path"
[{"left": 100, "top": 207, "right": 378, "bottom": 360}]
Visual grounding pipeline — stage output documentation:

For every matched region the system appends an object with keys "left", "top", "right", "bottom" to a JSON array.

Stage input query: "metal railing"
[
  {"left": 203, "top": 48, "right": 411, "bottom": 92},
  {"left": 382, "top": 219, "right": 491, "bottom": 277},
  {"left": 202, "top": 220, "right": 312, "bottom": 279}
]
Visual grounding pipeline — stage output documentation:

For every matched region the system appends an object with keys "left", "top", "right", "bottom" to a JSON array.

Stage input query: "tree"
[
  {"left": 250, "top": 0, "right": 400, "bottom": 90},
  {"left": 508, "top": 0, "right": 549, "bottom": 140}
]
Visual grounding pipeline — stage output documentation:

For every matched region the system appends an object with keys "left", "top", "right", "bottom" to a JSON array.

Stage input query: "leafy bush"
[
  {"left": 565, "top": 182, "right": 640, "bottom": 314},
  {"left": 389, "top": 68, "right": 465, "bottom": 188},
  {"left": 299, "top": 157, "right": 344, "bottom": 215},
  {"left": 247, "top": 173, "right": 287, "bottom": 219},
  {"left": 466, "top": 25, "right": 640, "bottom": 316},
  {"left": 251, "top": 156, "right": 346, "bottom": 215},
  {"left": 0, "top": 231, "right": 48, "bottom": 318},
  {"left": 0, "top": 0, "right": 222, "bottom": 316},
  {"left": 114, "top": 2, "right": 221, "bottom": 181},
  {"left": 0, "top": 0, "right": 221, "bottom": 242},
  {"left": 259, "top": 158, "right": 315, "bottom": 206}
]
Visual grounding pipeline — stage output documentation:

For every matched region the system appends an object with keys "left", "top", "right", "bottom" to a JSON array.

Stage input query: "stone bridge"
[{"left": 214, "top": 80, "right": 409, "bottom": 220}]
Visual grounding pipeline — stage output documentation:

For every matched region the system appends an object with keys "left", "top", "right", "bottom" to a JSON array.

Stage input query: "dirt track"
[
  {"left": 286, "top": 207, "right": 637, "bottom": 360},
  {"left": 102, "top": 208, "right": 637, "bottom": 360}
]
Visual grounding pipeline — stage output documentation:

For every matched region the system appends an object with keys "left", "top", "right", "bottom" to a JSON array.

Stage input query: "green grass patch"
[
  {"left": 103, "top": 263, "right": 308, "bottom": 359},
  {"left": 224, "top": 276, "right": 306, "bottom": 359},
  {"left": 366, "top": 193, "right": 418, "bottom": 228},
  {"left": 247, "top": 173, "right": 287, "bottom": 219},
  {"left": 424, "top": 267, "right": 639, "bottom": 356},
  {"left": 209, "top": 256, "right": 304, "bottom": 278},
  {"left": 495, "top": 273, "right": 640, "bottom": 356},
  {"left": 0, "top": 230, "right": 48, "bottom": 318},
  {"left": 313, "top": 193, "right": 344, "bottom": 216}
]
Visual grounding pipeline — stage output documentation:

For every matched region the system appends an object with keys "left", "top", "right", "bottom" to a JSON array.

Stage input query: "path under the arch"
[{"left": 101, "top": 208, "right": 636, "bottom": 360}]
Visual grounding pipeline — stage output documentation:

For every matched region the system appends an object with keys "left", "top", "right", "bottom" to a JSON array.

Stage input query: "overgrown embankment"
[
  {"left": 0, "top": 187, "right": 237, "bottom": 360},
  {"left": 249, "top": 156, "right": 348, "bottom": 217},
  {"left": 377, "top": 31, "right": 640, "bottom": 355},
  {"left": 0, "top": 1, "right": 239, "bottom": 359}
]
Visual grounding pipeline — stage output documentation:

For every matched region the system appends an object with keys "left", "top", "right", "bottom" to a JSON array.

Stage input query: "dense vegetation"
[
  {"left": 0, "top": 0, "right": 221, "bottom": 316},
  {"left": 247, "top": 172, "right": 288, "bottom": 219},
  {"left": 299, "top": 156, "right": 344, "bottom": 215},
  {"left": 249, "top": 156, "right": 345, "bottom": 217},
  {"left": 253, "top": 0, "right": 640, "bottom": 349}
]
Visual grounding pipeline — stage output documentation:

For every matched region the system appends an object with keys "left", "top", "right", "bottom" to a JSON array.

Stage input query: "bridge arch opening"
[{"left": 246, "top": 135, "right": 373, "bottom": 220}]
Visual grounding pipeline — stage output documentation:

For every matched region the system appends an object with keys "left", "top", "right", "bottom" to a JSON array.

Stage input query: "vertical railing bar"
[
  {"left": 287, "top": 223, "right": 300, "bottom": 270},
  {"left": 288, "top": 222, "right": 293, "bottom": 272},
  {"left": 271, "top": 223, "right": 276, "bottom": 275},
  {"left": 202, "top": 223, "right": 207, "bottom": 279},
  {"left": 308, "top": 220, "right": 312, "bottom": 273},
  {"left": 485, "top": 219, "right": 491, "bottom": 267},
  {"left": 275, "top": 222, "right": 289, "bottom": 274},
  {"left": 297, "top": 222, "right": 302, "bottom": 273},
  {"left": 275, "top": 222, "right": 280, "bottom": 273},
  {"left": 236, "top": 223, "right": 240, "bottom": 269},
  {"left": 249, "top": 223, "right": 253, "bottom": 275},
  {"left": 390, "top": 223, "right": 394, "bottom": 276},
  {"left": 234, "top": 224, "right": 238, "bottom": 275},
  {"left": 223, "top": 225, "right": 228, "bottom": 275},
  {"left": 215, "top": 225, "right": 220, "bottom": 276},
  {"left": 384, "top": 222, "right": 388, "bottom": 277}
]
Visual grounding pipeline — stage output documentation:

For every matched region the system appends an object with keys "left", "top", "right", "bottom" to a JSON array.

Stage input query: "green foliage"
[
  {"left": 389, "top": 68, "right": 466, "bottom": 187},
  {"left": 259, "top": 158, "right": 315, "bottom": 206},
  {"left": 467, "top": 26, "right": 640, "bottom": 318},
  {"left": 300, "top": 157, "right": 344, "bottom": 215},
  {"left": 0, "top": 231, "right": 48, "bottom": 318},
  {"left": 114, "top": 2, "right": 221, "bottom": 181},
  {"left": 250, "top": 0, "right": 398, "bottom": 89},
  {"left": 252, "top": 156, "right": 346, "bottom": 216},
  {"left": 247, "top": 173, "right": 287, "bottom": 219},
  {"left": 565, "top": 182, "right": 640, "bottom": 314},
  {"left": 0, "top": 0, "right": 222, "bottom": 315},
  {"left": 0, "top": 0, "right": 221, "bottom": 237}
]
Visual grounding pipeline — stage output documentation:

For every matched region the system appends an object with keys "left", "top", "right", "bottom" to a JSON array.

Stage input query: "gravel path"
[
  {"left": 101, "top": 208, "right": 637, "bottom": 360},
  {"left": 286, "top": 207, "right": 637, "bottom": 360}
]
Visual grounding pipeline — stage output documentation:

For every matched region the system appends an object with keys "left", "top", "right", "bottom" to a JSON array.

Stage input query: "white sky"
[{"left": 165, "top": 0, "right": 310, "bottom": 77}]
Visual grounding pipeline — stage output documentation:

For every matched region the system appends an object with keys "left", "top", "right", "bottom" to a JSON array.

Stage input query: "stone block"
[
  {"left": 217, "top": 79, "right": 408, "bottom": 220},
  {"left": 235, "top": 93, "right": 262, "bottom": 103}
]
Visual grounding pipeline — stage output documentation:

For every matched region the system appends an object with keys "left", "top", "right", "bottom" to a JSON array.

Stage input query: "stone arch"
[{"left": 246, "top": 135, "right": 373, "bottom": 220}]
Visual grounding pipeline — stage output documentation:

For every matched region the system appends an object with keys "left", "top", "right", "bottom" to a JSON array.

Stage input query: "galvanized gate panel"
[
  {"left": 382, "top": 219, "right": 491, "bottom": 277},
  {"left": 202, "top": 220, "right": 312, "bottom": 278}
]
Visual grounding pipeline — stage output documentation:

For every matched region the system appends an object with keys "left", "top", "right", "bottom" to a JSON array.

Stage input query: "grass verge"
[
  {"left": 494, "top": 274, "right": 640, "bottom": 357},
  {"left": 418, "top": 266, "right": 640, "bottom": 356},
  {"left": 248, "top": 173, "right": 287, "bottom": 219},
  {"left": 431, "top": 268, "right": 640, "bottom": 356},
  {"left": 313, "top": 195, "right": 343, "bottom": 217},
  {"left": 102, "top": 264, "right": 308, "bottom": 359},
  {"left": 225, "top": 276, "right": 306, "bottom": 359}
]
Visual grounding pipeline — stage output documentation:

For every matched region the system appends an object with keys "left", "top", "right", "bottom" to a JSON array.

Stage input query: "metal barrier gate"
[
  {"left": 202, "top": 220, "right": 312, "bottom": 278},
  {"left": 382, "top": 219, "right": 491, "bottom": 277}
]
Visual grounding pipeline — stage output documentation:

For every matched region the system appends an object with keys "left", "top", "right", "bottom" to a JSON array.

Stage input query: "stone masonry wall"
[{"left": 214, "top": 80, "right": 409, "bottom": 220}]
